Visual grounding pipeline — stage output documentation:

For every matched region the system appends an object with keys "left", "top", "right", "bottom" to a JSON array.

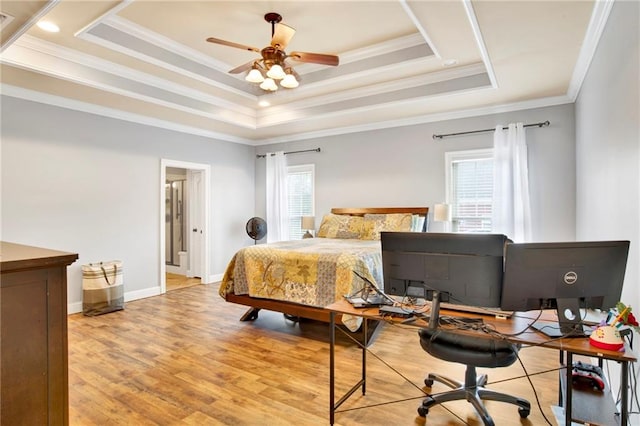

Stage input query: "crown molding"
[
  {"left": 567, "top": 0, "right": 615, "bottom": 101},
  {"left": 0, "top": 83, "right": 253, "bottom": 145},
  {"left": 0, "top": 0, "right": 60, "bottom": 53},
  {"left": 255, "top": 94, "right": 573, "bottom": 145}
]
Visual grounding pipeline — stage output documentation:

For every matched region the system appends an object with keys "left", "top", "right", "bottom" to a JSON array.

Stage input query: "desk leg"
[
  {"left": 621, "top": 360, "right": 628, "bottom": 425},
  {"left": 330, "top": 311, "right": 335, "bottom": 426},
  {"left": 362, "top": 318, "right": 367, "bottom": 395},
  {"left": 565, "top": 352, "right": 573, "bottom": 426}
]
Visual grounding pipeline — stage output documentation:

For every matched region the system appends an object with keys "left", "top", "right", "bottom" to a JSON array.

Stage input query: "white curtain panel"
[
  {"left": 492, "top": 123, "right": 532, "bottom": 242},
  {"left": 266, "top": 151, "right": 289, "bottom": 243}
]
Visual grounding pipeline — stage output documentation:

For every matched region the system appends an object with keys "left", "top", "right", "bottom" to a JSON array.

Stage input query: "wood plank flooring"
[
  {"left": 68, "top": 283, "right": 563, "bottom": 425},
  {"left": 166, "top": 273, "right": 201, "bottom": 291}
]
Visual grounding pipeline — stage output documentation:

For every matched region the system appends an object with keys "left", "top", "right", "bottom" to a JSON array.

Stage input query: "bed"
[{"left": 219, "top": 207, "right": 429, "bottom": 326}]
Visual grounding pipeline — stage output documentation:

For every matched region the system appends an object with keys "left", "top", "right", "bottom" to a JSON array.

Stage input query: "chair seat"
[
  {"left": 417, "top": 327, "right": 530, "bottom": 425},
  {"left": 419, "top": 327, "right": 518, "bottom": 368}
]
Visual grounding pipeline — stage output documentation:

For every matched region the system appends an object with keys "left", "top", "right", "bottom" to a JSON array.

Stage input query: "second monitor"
[{"left": 380, "top": 232, "right": 509, "bottom": 309}]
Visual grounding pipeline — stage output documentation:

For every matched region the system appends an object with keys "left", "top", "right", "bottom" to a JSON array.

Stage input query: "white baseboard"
[
  {"left": 67, "top": 285, "right": 162, "bottom": 315},
  {"left": 207, "top": 273, "right": 223, "bottom": 283}
]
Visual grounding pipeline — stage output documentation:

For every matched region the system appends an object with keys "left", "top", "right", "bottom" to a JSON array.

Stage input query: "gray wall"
[
  {"left": 575, "top": 0, "right": 639, "bottom": 308},
  {"left": 1, "top": 96, "right": 256, "bottom": 310},
  {"left": 257, "top": 103, "right": 577, "bottom": 242}
]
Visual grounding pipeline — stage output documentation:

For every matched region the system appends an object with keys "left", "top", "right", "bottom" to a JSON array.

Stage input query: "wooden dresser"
[{"left": 1, "top": 242, "right": 78, "bottom": 425}]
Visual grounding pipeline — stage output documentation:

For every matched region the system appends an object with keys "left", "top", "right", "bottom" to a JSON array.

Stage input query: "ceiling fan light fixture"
[
  {"left": 245, "top": 68, "right": 264, "bottom": 83},
  {"left": 260, "top": 78, "right": 278, "bottom": 91},
  {"left": 266, "top": 64, "right": 286, "bottom": 80},
  {"left": 280, "top": 73, "right": 299, "bottom": 89}
]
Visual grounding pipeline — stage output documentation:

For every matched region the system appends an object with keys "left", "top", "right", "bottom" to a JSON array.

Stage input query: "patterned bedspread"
[{"left": 219, "top": 238, "right": 383, "bottom": 308}]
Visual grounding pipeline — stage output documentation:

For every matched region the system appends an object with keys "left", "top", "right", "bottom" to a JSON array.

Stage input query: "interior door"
[{"left": 187, "top": 170, "right": 203, "bottom": 278}]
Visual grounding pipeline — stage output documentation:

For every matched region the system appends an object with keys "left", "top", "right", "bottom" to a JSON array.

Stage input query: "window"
[
  {"left": 287, "top": 164, "right": 315, "bottom": 239},
  {"left": 445, "top": 149, "right": 493, "bottom": 233}
]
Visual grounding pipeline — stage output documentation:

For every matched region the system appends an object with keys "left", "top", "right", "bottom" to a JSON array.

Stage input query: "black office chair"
[{"left": 417, "top": 326, "right": 531, "bottom": 426}]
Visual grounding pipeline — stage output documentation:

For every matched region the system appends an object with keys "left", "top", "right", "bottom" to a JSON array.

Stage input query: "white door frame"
[{"left": 160, "top": 159, "right": 211, "bottom": 293}]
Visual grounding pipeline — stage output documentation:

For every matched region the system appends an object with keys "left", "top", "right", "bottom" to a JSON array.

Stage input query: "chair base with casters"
[{"left": 418, "top": 327, "right": 531, "bottom": 426}]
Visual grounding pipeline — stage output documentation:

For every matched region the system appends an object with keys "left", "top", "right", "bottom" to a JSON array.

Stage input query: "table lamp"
[
  {"left": 434, "top": 203, "right": 452, "bottom": 232},
  {"left": 301, "top": 216, "right": 315, "bottom": 239}
]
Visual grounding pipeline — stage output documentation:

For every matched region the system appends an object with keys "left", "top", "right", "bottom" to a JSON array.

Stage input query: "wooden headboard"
[{"left": 331, "top": 207, "right": 429, "bottom": 217}]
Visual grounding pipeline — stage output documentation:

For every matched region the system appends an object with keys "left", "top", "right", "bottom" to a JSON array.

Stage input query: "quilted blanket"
[{"left": 219, "top": 238, "right": 383, "bottom": 308}]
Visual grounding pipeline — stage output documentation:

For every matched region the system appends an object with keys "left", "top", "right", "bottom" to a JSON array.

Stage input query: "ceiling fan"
[{"left": 206, "top": 12, "right": 339, "bottom": 91}]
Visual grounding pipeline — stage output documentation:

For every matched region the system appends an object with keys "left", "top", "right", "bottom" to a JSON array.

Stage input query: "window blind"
[
  {"left": 287, "top": 165, "right": 314, "bottom": 239},
  {"left": 451, "top": 157, "right": 493, "bottom": 232}
]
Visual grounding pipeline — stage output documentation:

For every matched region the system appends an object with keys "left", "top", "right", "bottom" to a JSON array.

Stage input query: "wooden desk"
[
  {"left": 326, "top": 300, "right": 636, "bottom": 426},
  {"left": 1, "top": 242, "right": 78, "bottom": 426}
]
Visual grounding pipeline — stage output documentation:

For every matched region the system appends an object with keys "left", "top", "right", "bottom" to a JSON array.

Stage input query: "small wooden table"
[{"left": 326, "top": 299, "right": 636, "bottom": 426}]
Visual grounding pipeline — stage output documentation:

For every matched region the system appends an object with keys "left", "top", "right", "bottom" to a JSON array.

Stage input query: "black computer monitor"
[
  {"left": 380, "top": 232, "right": 509, "bottom": 309},
  {"left": 501, "top": 241, "right": 630, "bottom": 337}
]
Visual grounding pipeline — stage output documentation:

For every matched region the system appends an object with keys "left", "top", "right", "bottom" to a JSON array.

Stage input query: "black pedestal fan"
[{"left": 246, "top": 217, "right": 267, "bottom": 244}]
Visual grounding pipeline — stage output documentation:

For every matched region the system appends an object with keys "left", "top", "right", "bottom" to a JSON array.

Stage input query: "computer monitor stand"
[{"left": 533, "top": 298, "right": 593, "bottom": 338}]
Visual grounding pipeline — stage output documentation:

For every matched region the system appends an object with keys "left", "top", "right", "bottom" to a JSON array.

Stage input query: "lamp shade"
[
  {"left": 259, "top": 78, "right": 278, "bottom": 91},
  {"left": 301, "top": 216, "right": 315, "bottom": 230},
  {"left": 245, "top": 68, "right": 264, "bottom": 83},
  {"left": 434, "top": 203, "right": 452, "bottom": 222},
  {"left": 266, "top": 64, "right": 286, "bottom": 80},
  {"left": 280, "top": 73, "right": 299, "bottom": 88}
]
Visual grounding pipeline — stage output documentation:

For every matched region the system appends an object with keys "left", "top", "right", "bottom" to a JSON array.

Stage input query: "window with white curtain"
[
  {"left": 445, "top": 149, "right": 493, "bottom": 233},
  {"left": 287, "top": 164, "right": 315, "bottom": 239}
]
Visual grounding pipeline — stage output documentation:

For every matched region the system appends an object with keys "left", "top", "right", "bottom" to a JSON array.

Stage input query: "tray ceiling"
[{"left": 0, "top": 1, "right": 602, "bottom": 144}]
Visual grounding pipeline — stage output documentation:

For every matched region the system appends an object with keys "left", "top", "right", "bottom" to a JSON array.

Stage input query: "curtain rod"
[
  {"left": 256, "top": 148, "right": 321, "bottom": 158},
  {"left": 432, "top": 120, "right": 550, "bottom": 140}
]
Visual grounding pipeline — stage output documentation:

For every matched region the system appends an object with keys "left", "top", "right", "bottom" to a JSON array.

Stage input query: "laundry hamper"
[{"left": 82, "top": 260, "right": 125, "bottom": 316}]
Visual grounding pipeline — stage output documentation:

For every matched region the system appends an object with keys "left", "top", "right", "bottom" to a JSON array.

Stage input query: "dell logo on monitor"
[{"left": 564, "top": 271, "right": 578, "bottom": 285}]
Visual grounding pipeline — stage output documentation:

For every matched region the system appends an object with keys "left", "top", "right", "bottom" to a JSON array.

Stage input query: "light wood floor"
[
  {"left": 166, "top": 272, "right": 202, "bottom": 291},
  {"left": 68, "top": 283, "right": 563, "bottom": 425}
]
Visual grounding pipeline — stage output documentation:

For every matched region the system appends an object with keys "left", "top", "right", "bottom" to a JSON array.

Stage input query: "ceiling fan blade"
[
  {"left": 288, "top": 51, "right": 339, "bottom": 66},
  {"left": 271, "top": 23, "right": 295, "bottom": 49},
  {"left": 228, "top": 60, "right": 257, "bottom": 74},
  {"left": 206, "top": 37, "right": 260, "bottom": 53}
]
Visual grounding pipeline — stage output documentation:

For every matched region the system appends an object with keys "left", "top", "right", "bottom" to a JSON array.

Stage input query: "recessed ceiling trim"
[
  {"left": 80, "top": 23, "right": 257, "bottom": 99},
  {"left": 0, "top": 0, "right": 60, "bottom": 52},
  {"left": 255, "top": 94, "right": 573, "bottom": 146},
  {"left": 258, "top": 73, "right": 492, "bottom": 128},
  {"left": 106, "top": 15, "right": 234, "bottom": 73},
  {"left": 3, "top": 40, "right": 257, "bottom": 129},
  {"left": 1, "top": 83, "right": 253, "bottom": 144},
  {"left": 294, "top": 32, "right": 426, "bottom": 74},
  {"left": 0, "top": 12, "right": 15, "bottom": 30},
  {"left": 260, "top": 63, "right": 488, "bottom": 116},
  {"left": 462, "top": 0, "right": 498, "bottom": 89},
  {"left": 399, "top": 0, "right": 441, "bottom": 58},
  {"left": 8, "top": 35, "right": 256, "bottom": 117}
]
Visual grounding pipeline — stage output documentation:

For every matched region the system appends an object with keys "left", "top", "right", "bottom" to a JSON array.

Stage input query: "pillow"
[
  {"left": 361, "top": 213, "right": 413, "bottom": 240},
  {"left": 411, "top": 214, "right": 426, "bottom": 232},
  {"left": 317, "top": 214, "right": 364, "bottom": 239}
]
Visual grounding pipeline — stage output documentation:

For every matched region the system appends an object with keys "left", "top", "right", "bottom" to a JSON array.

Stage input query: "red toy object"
[
  {"left": 572, "top": 361, "right": 605, "bottom": 391},
  {"left": 589, "top": 325, "right": 624, "bottom": 351}
]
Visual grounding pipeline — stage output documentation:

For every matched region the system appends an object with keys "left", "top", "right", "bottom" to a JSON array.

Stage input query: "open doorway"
[{"left": 160, "top": 159, "right": 211, "bottom": 293}]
